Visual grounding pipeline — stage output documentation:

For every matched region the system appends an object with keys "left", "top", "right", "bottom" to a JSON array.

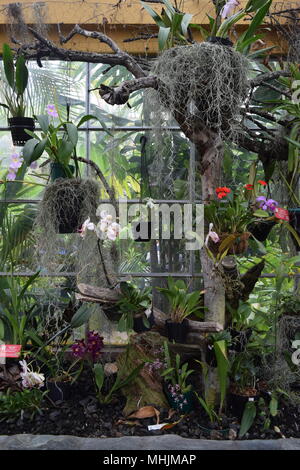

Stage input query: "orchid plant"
[{"left": 22, "top": 105, "right": 102, "bottom": 178}]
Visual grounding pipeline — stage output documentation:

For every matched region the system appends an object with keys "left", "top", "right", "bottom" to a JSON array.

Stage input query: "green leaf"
[
  {"left": 93, "top": 363, "right": 105, "bottom": 393},
  {"left": 23, "top": 138, "right": 43, "bottom": 164},
  {"left": 181, "top": 13, "right": 193, "bottom": 35},
  {"left": 239, "top": 401, "right": 257, "bottom": 437},
  {"left": 214, "top": 340, "right": 229, "bottom": 411},
  {"left": 158, "top": 26, "right": 171, "bottom": 50},
  {"left": 269, "top": 396, "right": 278, "bottom": 417},
  {"left": 141, "top": 2, "right": 165, "bottom": 27},
  {"left": 66, "top": 123, "right": 78, "bottom": 147},
  {"left": 2, "top": 43, "right": 15, "bottom": 89},
  {"left": 57, "top": 139, "right": 75, "bottom": 164},
  {"left": 70, "top": 304, "right": 94, "bottom": 328},
  {"left": 242, "top": 0, "right": 272, "bottom": 44},
  {"left": 36, "top": 114, "right": 49, "bottom": 133},
  {"left": 15, "top": 56, "right": 28, "bottom": 95}
]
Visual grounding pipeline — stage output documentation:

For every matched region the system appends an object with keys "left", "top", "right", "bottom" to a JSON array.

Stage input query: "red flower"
[
  {"left": 258, "top": 180, "right": 267, "bottom": 186},
  {"left": 217, "top": 192, "right": 227, "bottom": 199},
  {"left": 216, "top": 186, "right": 231, "bottom": 195},
  {"left": 245, "top": 184, "right": 254, "bottom": 190}
]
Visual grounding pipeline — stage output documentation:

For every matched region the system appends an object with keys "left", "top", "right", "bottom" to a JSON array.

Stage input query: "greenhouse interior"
[{"left": 0, "top": 0, "right": 300, "bottom": 454}]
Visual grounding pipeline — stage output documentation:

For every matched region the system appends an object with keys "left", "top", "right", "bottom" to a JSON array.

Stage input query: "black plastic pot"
[
  {"left": 132, "top": 221, "right": 152, "bottom": 242},
  {"left": 164, "top": 382, "right": 194, "bottom": 413},
  {"left": 165, "top": 318, "right": 189, "bottom": 344},
  {"left": 46, "top": 379, "right": 72, "bottom": 402},
  {"left": 206, "top": 36, "right": 233, "bottom": 47},
  {"left": 8, "top": 117, "right": 35, "bottom": 146},
  {"left": 248, "top": 220, "right": 276, "bottom": 242},
  {"left": 50, "top": 162, "right": 75, "bottom": 181},
  {"left": 133, "top": 310, "right": 155, "bottom": 333},
  {"left": 228, "top": 391, "right": 259, "bottom": 420},
  {"left": 288, "top": 208, "right": 300, "bottom": 251}
]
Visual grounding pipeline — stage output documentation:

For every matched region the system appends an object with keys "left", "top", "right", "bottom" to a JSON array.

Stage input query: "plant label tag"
[
  {"left": 148, "top": 423, "right": 168, "bottom": 431},
  {"left": 274, "top": 208, "right": 289, "bottom": 221},
  {"left": 248, "top": 397, "right": 255, "bottom": 402},
  {"left": 0, "top": 344, "right": 21, "bottom": 357}
]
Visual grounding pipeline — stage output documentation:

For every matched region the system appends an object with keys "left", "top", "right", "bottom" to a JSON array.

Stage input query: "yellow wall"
[{"left": 0, "top": 0, "right": 288, "bottom": 54}]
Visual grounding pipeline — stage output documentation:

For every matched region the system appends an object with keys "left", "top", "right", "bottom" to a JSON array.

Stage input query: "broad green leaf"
[
  {"left": 23, "top": 138, "right": 41, "bottom": 164},
  {"left": 15, "top": 56, "right": 28, "bottom": 95},
  {"left": 181, "top": 13, "right": 193, "bottom": 35},
  {"left": 93, "top": 363, "right": 105, "bottom": 392},
  {"left": 2, "top": 43, "right": 15, "bottom": 89},
  {"left": 36, "top": 114, "right": 49, "bottom": 133},
  {"left": 214, "top": 340, "right": 229, "bottom": 411},
  {"left": 239, "top": 401, "right": 257, "bottom": 437},
  {"left": 66, "top": 122, "right": 78, "bottom": 147},
  {"left": 141, "top": 2, "right": 165, "bottom": 27},
  {"left": 270, "top": 396, "right": 278, "bottom": 417},
  {"left": 158, "top": 26, "right": 171, "bottom": 50},
  {"left": 70, "top": 304, "right": 94, "bottom": 328}
]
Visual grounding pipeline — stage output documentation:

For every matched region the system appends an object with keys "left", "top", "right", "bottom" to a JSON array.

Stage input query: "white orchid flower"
[
  {"left": 79, "top": 218, "right": 95, "bottom": 238},
  {"left": 107, "top": 222, "right": 120, "bottom": 241},
  {"left": 19, "top": 360, "right": 45, "bottom": 389},
  {"left": 205, "top": 223, "right": 220, "bottom": 246}
]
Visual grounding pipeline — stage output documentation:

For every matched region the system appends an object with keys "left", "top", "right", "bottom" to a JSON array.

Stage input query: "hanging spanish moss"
[{"left": 150, "top": 42, "right": 249, "bottom": 140}]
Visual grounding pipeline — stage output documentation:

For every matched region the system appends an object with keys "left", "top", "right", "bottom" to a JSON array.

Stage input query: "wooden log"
[
  {"left": 153, "top": 307, "right": 223, "bottom": 333},
  {"left": 77, "top": 283, "right": 121, "bottom": 303}
]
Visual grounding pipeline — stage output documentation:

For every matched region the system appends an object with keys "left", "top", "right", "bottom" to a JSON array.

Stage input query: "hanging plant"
[{"left": 150, "top": 39, "right": 249, "bottom": 139}]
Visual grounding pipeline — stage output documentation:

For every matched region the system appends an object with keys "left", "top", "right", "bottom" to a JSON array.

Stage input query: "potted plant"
[
  {"left": 204, "top": 185, "right": 255, "bottom": 257},
  {"left": 228, "top": 349, "right": 260, "bottom": 419},
  {"left": 116, "top": 282, "right": 154, "bottom": 333},
  {"left": 23, "top": 108, "right": 101, "bottom": 234},
  {"left": 160, "top": 341, "right": 194, "bottom": 413},
  {"left": 0, "top": 43, "right": 34, "bottom": 146},
  {"left": 157, "top": 277, "right": 201, "bottom": 343}
]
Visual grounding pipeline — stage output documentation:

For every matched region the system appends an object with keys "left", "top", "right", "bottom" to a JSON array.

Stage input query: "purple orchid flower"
[{"left": 256, "top": 196, "right": 279, "bottom": 212}]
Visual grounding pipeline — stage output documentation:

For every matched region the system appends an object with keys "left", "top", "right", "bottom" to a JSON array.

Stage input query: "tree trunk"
[{"left": 196, "top": 133, "right": 225, "bottom": 405}]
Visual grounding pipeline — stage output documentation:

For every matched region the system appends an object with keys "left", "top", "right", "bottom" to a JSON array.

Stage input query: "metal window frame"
[{"left": 0, "top": 60, "right": 199, "bottom": 279}]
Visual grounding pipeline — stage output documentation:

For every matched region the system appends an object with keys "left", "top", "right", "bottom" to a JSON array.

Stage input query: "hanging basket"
[
  {"left": 209, "top": 232, "right": 250, "bottom": 256},
  {"left": 38, "top": 178, "right": 99, "bottom": 235},
  {"left": 248, "top": 220, "right": 276, "bottom": 242},
  {"left": 288, "top": 208, "right": 300, "bottom": 251},
  {"left": 206, "top": 36, "right": 233, "bottom": 47},
  {"left": 8, "top": 117, "right": 35, "bottom": 147}
]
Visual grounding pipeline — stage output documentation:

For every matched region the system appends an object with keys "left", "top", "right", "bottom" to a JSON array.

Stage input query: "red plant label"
[
  {"left": 0, "top": 344, "right": 22, "bottom": 357},
  {"left": 274, "top": 208, "right": 290, "bottom": 221}
]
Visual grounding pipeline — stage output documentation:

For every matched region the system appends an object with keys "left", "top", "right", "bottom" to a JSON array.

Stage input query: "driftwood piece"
[
  {"left": 153, "top": 307, "right": 223, "bottom": 333},
  {"left": 76, "top": 283, "right": 121, "bottom": 303},
  {"left": 117, "top": 332, "right": 169, "bottom": 416}
]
